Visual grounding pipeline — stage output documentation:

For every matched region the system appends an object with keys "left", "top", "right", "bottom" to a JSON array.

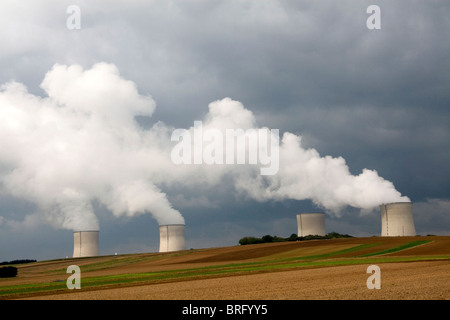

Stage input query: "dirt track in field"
[{"left": 5, "top": 236, "right": 450, "bottom": 300}]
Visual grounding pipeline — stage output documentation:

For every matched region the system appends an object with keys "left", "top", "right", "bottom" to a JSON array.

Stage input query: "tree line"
[
  {"left": 238, "top": 232, "right": 353, "bottom": 245},
  {"left": 0, "top": 259, "right": 36, "bottom": 266}
]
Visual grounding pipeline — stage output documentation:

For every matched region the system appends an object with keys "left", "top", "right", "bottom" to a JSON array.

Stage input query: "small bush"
[{"left": 0, "top": 266, "right": 18, "bottom": 278}]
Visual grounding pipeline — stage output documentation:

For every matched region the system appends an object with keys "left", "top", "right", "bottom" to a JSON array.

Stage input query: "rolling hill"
[{"left": 1, "top": 235, "right": 449, "bottom": 300}]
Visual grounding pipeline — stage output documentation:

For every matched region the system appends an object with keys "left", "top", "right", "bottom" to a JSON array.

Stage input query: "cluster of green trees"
[{"left": 238, "top": 232, "right": 353, "bottom": 245}]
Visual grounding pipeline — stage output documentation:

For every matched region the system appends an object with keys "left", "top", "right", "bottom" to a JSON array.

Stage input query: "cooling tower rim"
[
  {"left": 380, "top": 201, "right": 413, "bottom": 206},
  {"left": 73, "top": 230, "right": 100, "bottom": 233},
  {"left": 159, "top": 224, "right": 185, "bottom": 227},
  {"left": 297, "top": 212, "right": 326, "bottom": 215}
]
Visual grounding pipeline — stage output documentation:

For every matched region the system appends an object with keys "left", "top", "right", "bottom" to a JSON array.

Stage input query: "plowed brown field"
[
  {"left": 2, "top": 236, "right": 449, "bottom": 300},
  {"left": 30, "top": 260, "right": 450, "bottom": 300}
]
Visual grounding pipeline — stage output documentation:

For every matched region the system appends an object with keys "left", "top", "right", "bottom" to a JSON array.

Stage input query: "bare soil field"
[
  {"left": 29, "top": 260, "right": 450, "bottom": 300},
  {"left": 2, "top": 236, "right": 449, "bottom": 300}
]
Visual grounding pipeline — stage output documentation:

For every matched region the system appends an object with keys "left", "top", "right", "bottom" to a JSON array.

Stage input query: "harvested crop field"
[{"left": 1, "top": 236, "right": 449, "bottom": 300}]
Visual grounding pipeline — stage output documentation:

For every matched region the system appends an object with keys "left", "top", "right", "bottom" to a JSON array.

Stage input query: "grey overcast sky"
[{"left": 0, "top": 0, "right": 449, "bottom": 261}]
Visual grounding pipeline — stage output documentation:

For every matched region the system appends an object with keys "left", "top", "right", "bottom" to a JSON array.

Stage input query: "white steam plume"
[
  {"left": 173, "top": 97, "right": 409, "bottom": 215},
  {"left": 0, "top": 63, "right": 183, "bottom": 231},
  {"left": 233, "top": 132, "right": 409, "bottom": 215},
  {"left": 0, "top": 62, "right": 408, "bottom": 232}
]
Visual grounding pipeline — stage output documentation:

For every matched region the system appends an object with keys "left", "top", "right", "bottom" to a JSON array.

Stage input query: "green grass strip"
[
  {"left": 294, "top": 243, "right": 381, "bottom": 260},
  {"left": 358, "top": 240, "right": 431, "bottom": 257}
]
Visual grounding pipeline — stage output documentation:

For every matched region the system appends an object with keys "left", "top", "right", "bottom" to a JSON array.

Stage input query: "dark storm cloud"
[{"left": 0, "top": 0, "right": 449, "bottom": 260}]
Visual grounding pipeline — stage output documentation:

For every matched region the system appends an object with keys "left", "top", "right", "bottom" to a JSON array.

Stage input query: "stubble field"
[{"left": 1, "top": 235, "right": 449, "bottom": 300}]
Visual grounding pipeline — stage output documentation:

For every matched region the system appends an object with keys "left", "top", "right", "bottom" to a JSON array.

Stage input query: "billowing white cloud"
[
  {"left": 0, "top": 62, "right": 409, "bottom": 233},
  {"left": 234, "top": 132, "right": 409, "bottom": 214},
  {"left": 0, "top": 62, "right": 183, "bottom": 230}
]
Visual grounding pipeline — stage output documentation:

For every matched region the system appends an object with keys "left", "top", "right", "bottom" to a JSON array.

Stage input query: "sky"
[{"left": 0, "top": 0, "right": 449, "bottom": 261}]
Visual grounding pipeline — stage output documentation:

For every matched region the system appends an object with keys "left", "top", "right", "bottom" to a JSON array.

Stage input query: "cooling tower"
[
  {"left": 159, "top": 224, "right": 185, "bottom": 252},
  {"left": 380, "top": 202, "right": 416, "bottom": 236},
  {"left": 72, "top": 231, "right": 99, "bottom": 258},
  {"left": 297, "top": 213, "right": 326, "bottom": 237}
]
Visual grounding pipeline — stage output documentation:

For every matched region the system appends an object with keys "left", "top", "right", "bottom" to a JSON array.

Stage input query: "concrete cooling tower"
[
  {"left": 72, "top": 231, "right": 99, "bottom": 258},
  {"left": 159, "top": 224, "right": 186, "bottom": 252},
  {"left": 297, "top": 213, "right": 326, "bottom": 237},
  {"left": 380, "top": 202, "right": 416, "bottom": 236}
]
